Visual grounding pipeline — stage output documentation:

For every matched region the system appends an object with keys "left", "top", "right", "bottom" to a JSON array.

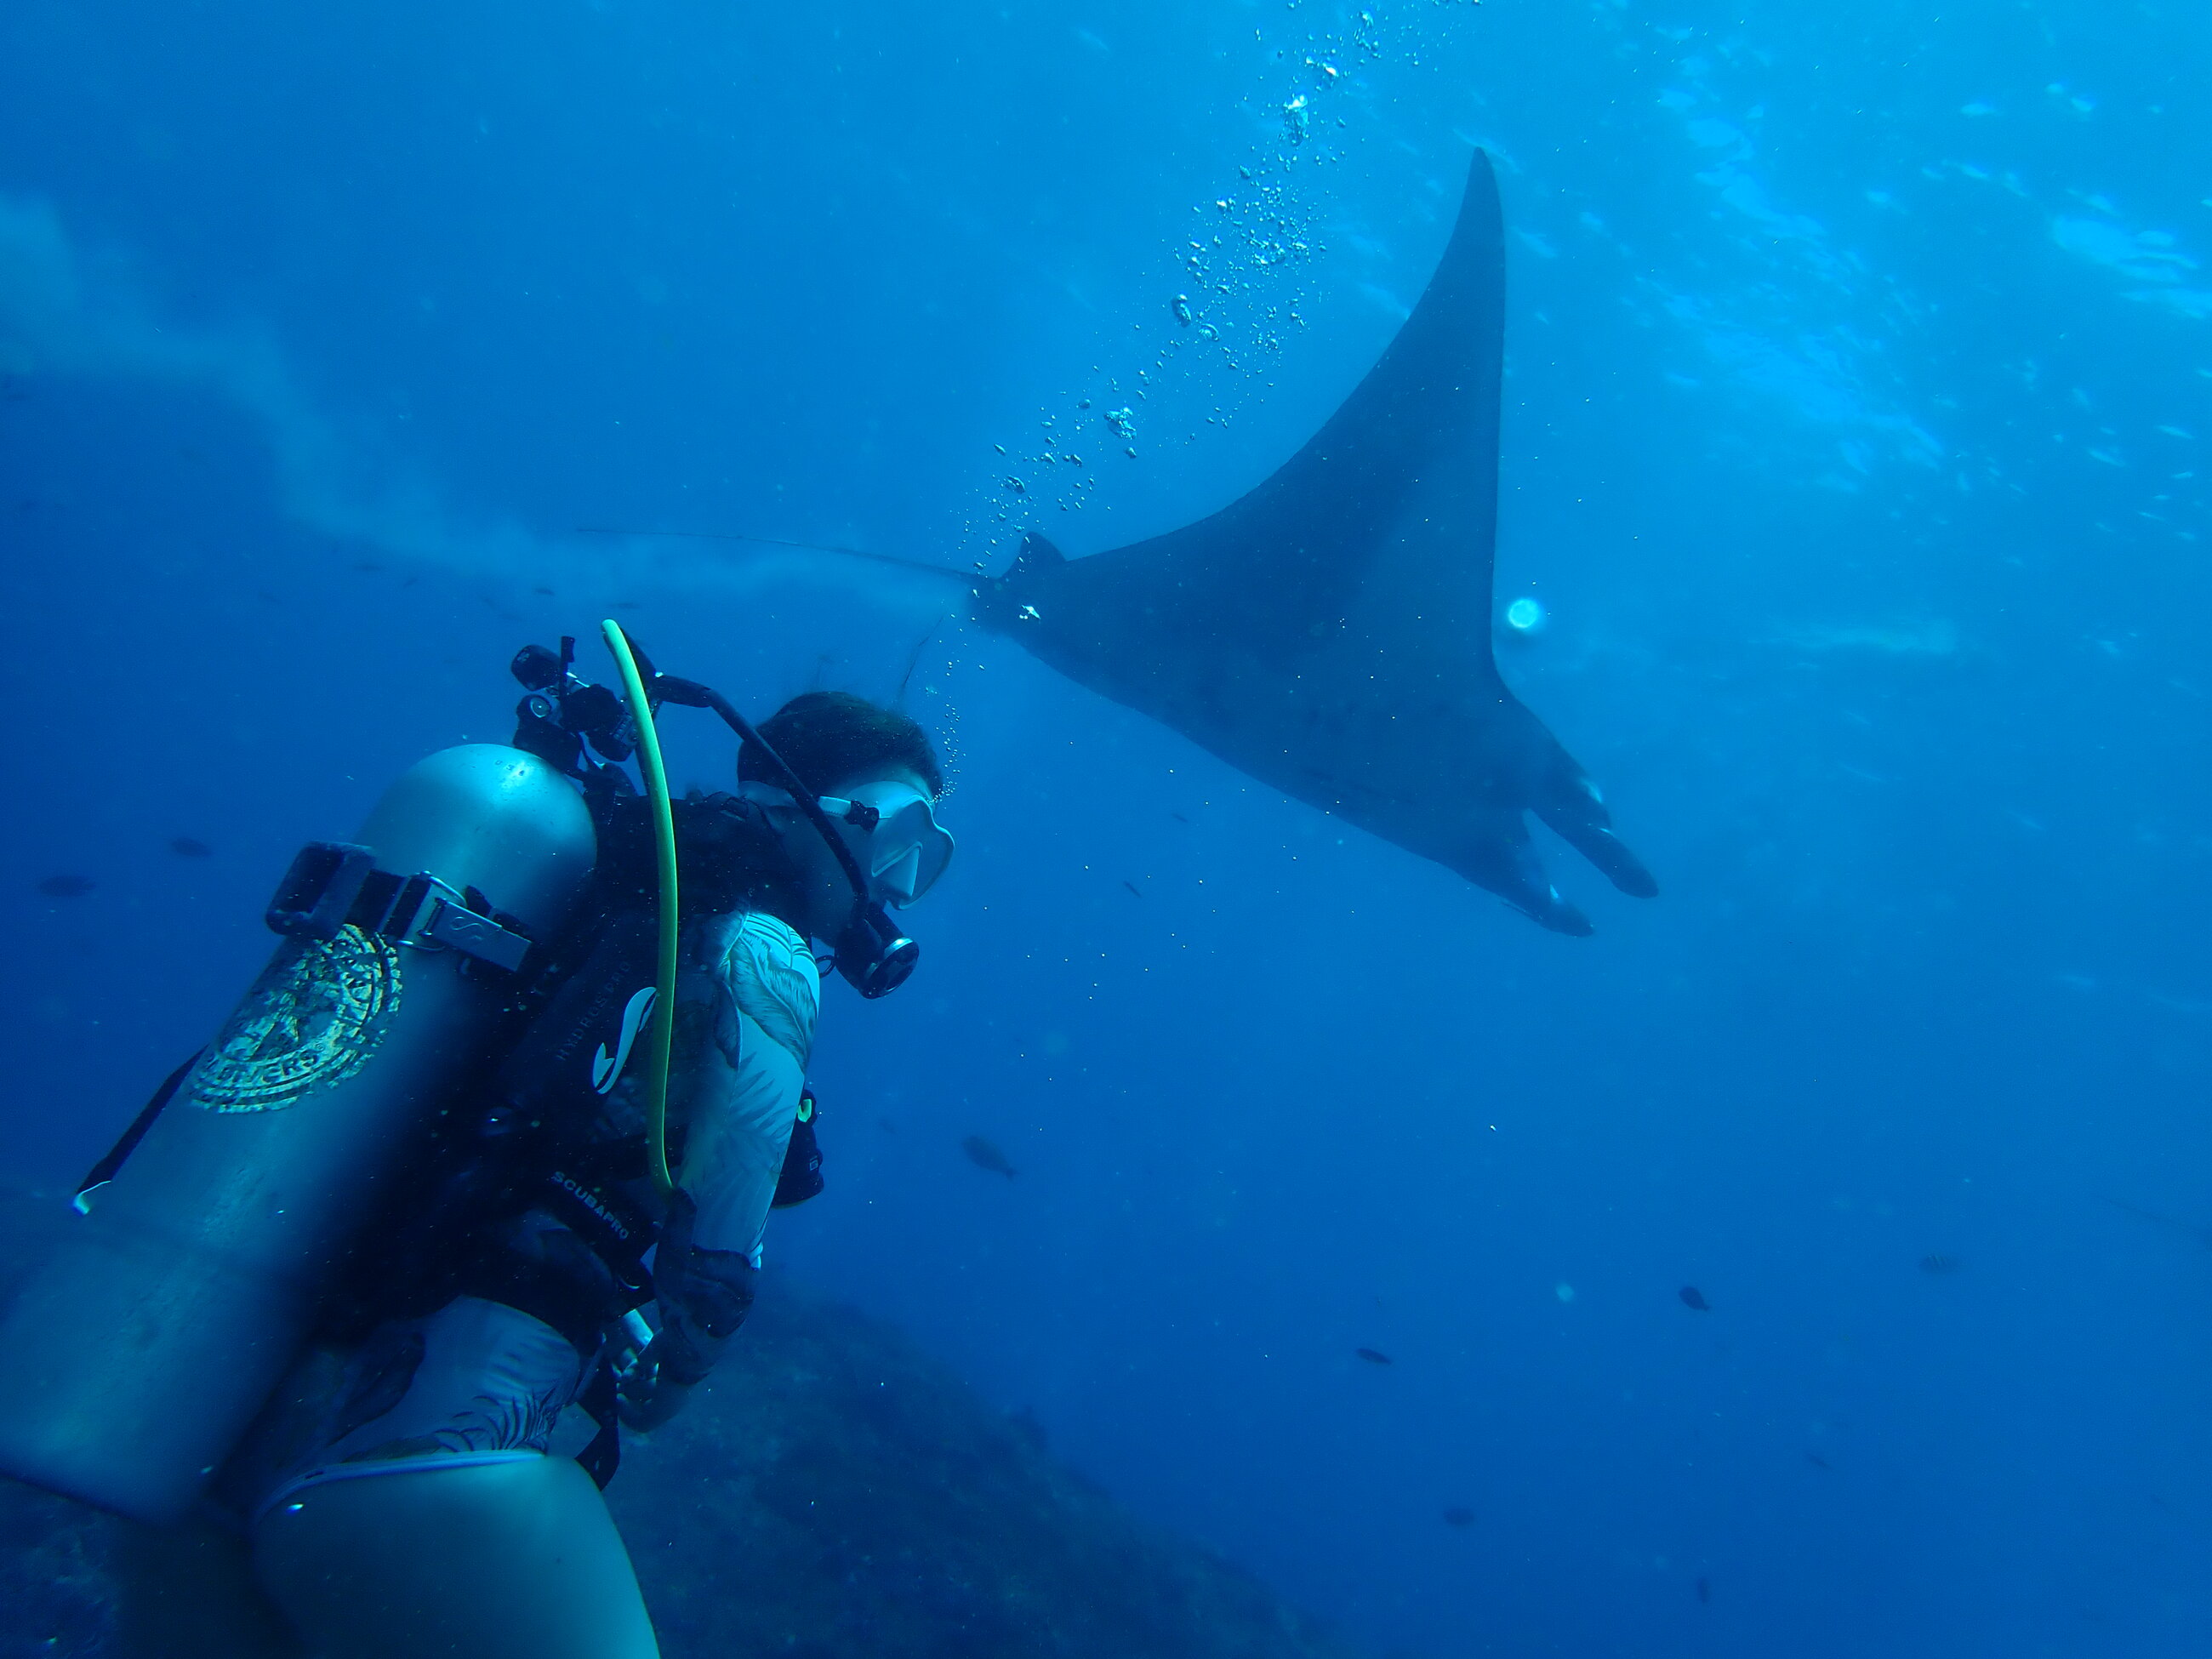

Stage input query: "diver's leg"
[
  {"left": 251, "top": 1454, "right": 658, "bottom": 1659},
  {"left": 116, "top": 1514, "right": 305, "bottom": 1657}
]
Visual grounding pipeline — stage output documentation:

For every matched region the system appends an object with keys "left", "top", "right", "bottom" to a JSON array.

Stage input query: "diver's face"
[{"left": 781, "top": 765, "right": 945, "bottom": 943}]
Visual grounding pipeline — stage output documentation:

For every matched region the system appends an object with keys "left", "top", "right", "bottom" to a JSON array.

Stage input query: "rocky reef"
[{"left": 0, "top": 1191, "right": 1354, "bottom": 1659}]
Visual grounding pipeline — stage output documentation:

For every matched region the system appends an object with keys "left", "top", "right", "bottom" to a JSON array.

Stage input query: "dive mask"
[
  {"left": 815, "top": 781, "right": 955, "bottom": 909},
  {"left": 738, "top": 780, "right": 955, "bottom": 910}
]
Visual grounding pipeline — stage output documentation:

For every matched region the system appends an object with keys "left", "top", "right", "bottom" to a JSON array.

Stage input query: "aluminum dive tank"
[{"left": 0, "top": 744, "right": 595, "bottom": 1524}]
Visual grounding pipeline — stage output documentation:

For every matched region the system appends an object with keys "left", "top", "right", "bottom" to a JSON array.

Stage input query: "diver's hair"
[{"left": 739, "top": 691, "right": 945, "bottom": 800}]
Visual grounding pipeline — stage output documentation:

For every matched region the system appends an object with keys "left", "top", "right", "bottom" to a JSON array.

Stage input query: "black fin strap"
[{"left": 575, "top": 1357, "right": 622, "bottom": 1490}]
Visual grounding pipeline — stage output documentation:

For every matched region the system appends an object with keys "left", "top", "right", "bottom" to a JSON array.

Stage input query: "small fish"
[
  {"left": 961, "top": 1135, "right": 1017, "bottom": 1179},
  {"left": 36, "top": 874, "right": 94, "bottom": 898},
  {"left": 168, "top": 836, "right": 213, "bottom": 858},
  {"left": 1918, "top": 1253, "right": 1962, "bottom": 1274},
  {"left": 1169, "top": 812, "right": 1190, "bottom": 824},
  {"left": 1121, "top": 881, "right": 1143, "bottom": 898},
  {"left": 1695, "top": 1577, "right": 1712, "bottom": 1605},
  {"left": 1441, "top": 1505, "right": 1474, "bottom": 1528},
  {"left": 1804, "top": 1451, "right": 1833, "bottom": 1471},
  {"left": 1679, "top": 1286, "right": 1712, "bottom": 1312},
  {"left": 1354, "top": 1347, "right": 1394, "bottom": 1365},
  {"left": 533, "top": 585, "right": 556, "bottom": 596}
]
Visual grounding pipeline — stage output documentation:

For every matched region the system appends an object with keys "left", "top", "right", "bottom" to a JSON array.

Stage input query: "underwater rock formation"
[{"left": 0, "top": 1190, "right": 1354, "bottom": 1659}]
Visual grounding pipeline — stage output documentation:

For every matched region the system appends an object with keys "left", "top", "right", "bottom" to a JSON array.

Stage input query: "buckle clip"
[{"left": 422, "top": 897, "right": 533, "bottom": 972}]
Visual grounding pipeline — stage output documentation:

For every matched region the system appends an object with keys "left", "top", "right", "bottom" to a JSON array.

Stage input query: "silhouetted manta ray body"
[{"left": 974, "top": 151, "right": 1656, "bottom": 933}]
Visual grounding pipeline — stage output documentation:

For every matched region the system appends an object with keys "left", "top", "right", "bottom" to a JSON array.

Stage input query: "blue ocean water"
[{"left": 2, "top": 1, "right": 2208, "bottom": 1653}]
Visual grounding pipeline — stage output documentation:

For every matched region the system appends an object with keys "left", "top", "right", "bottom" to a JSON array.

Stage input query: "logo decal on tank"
[
  {"left": 592, "top": 987, "right": 658, "bottom": 1094},
  {"left": 189, "top": 925, "right": 402, "bottom": 1113}
]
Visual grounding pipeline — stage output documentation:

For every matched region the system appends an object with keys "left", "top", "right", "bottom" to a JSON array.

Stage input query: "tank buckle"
[
  {"left": 422, "top": 897, "right": 533, "bottom": 972},
  {"left": 265, "top": 842, "right": 379, "bottom": 940}
]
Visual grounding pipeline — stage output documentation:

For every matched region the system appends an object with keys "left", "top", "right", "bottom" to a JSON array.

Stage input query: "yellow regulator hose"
[{"left": 601, "top": 619, "right": 679, "bottom": 1206}]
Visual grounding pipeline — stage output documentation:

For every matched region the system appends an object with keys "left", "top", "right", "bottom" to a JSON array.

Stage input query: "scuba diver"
[{"left": 0, "top": 627, "right": 954, "bottom": 1658}]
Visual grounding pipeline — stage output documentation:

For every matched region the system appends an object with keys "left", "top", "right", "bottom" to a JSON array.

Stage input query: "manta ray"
[
  {"left": 609, "top": 151, "right": 1654, "bottom": 931},
  {"left": 971, "top": 151, "right": 1655, "bottom": 933}
]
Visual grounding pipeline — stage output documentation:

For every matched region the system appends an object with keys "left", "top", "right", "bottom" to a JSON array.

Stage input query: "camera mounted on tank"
[{"left": 510, "top": 637, "right": 639, "bottom": 787}]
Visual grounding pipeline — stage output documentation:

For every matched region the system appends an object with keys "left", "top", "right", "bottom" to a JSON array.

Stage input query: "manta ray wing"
[{"left": 978, "top": 151, "right": 1656, "bottom": 933}]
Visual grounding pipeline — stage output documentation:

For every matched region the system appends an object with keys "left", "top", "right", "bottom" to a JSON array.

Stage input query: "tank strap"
[
  {"left": 74, "top": 1051, "right": 203, "bottom": 1211},
  {"left": 264, "top": 841, "right": 536, "bottom": 973}
]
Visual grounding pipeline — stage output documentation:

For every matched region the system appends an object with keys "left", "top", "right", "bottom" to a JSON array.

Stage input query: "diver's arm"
[{"left": 621, "top": 912, "right": 818, "bottom": 1428}]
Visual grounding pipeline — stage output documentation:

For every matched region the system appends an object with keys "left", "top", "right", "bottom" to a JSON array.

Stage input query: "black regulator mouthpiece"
[{"left": 835, "top": 901, "right": 919, "bottom": 999}]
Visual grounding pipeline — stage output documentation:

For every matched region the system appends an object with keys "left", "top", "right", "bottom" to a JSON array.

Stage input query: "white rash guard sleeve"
[{"left": 669, "top": 909, "right": 820, "bottom": 1261}]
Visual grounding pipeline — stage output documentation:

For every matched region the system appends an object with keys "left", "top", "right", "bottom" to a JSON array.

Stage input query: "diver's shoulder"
[
  {"left": 694, "top": 908, "right": 819, "bottom": 1060},
  {"left": 733, "top": 908, "right": 814, "bottom": 972},
  {"left": 689, "top": 906, "right": 814, "bottom": 975}
]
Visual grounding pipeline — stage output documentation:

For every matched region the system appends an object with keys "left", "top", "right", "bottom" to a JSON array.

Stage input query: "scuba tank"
[
  {"left": 0, "top": 624, "right": 926, "bottom": 1525},
  {"left": 0, "top": 744, "right": 595, "bottom": 1525}
]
